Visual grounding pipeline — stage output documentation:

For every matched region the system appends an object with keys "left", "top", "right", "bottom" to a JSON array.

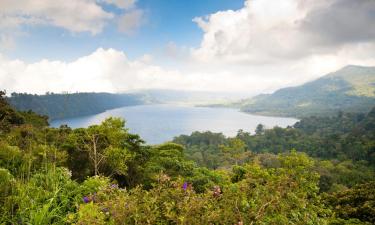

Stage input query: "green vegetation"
[
  {"left": 174, "top": 108, "right": 375, "bottom": 191},
  {"left": 0, "top": 90, "right": 374, "bottom": 224},
  {"left": 7, "top": 92, "right": 148, "bottom": 120},
  {"left": 237, "top": 65, "right": 375, "bottom": 118}
]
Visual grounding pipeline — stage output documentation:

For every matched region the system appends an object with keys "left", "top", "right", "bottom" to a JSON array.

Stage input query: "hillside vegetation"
[
  {"left": 0, "top": 91, "right": 374, "bottom": 224},
  {"left": 239, "top": 65, "right": 375, "bottom": 118},
  {"left": 7, "top": 92, "right": 147, "bottom": 120}
]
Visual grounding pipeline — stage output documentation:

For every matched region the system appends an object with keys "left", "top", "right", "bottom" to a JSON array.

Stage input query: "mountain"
[
  {"left": 239, "top": 65, "right": 375, "bottom": 118},
  {"left": 133, "top": 89, "right": 249, "bottom": 105},
  {"left": 6, "top": 90, "right": 247, "bottom": 121},
  {"left": 7, "top": 92, "right": 148, "bottom": 120}
]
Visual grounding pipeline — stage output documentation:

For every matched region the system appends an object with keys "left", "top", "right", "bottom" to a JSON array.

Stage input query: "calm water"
[{"left": 51, "top": 104, "right": 298, "bottom": 144}]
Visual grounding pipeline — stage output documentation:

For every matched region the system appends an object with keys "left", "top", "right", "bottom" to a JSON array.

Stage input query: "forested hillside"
[
  {"left": 0, "top": 91, "right": 374, "bottom": 224},
  {"left": 7, "top": 92, "right": 147, "bottom": 120},
  {"left": 238, "top": 65, "right": 375, "bottom": 118},
  {"left": 174, "top": 108, "right": 375, "bottom": 192}
]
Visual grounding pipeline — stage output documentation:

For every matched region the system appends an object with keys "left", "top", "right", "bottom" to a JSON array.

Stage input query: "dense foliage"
[
  {"left": 7, "top": 92, "right": 147, "bottom": 120},
  {"left": 237, "top": 65, "right": 375, "bottom": 118},
  {"left": 0, "top": 91, "right": 374, "bottom": 224},
  {"left": 174, "top": 108, "right": 375, "bottom": 192}
]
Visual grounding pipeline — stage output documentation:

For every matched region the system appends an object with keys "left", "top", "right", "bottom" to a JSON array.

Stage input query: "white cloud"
[
  {"left": 0, "top": 34, "right": 15, "bottom": 50},
  {"left": 139, "top": 54, "right": 153, "bottom": 63},
  {"left": 191, "top": 0, "right": 375, "bottom": 64},
  {"left": 117, "top": 9, "right": 144, "bottom": 34},
  {"left": 0, "top": 0, "right": 145, "bottom": 35},
  {"left": 1, "top": 47, "right": 375, "bottom": 95},
  {"left": 1, "top": 0, "right": 375, "bottom": 95},
  {"left": 0, "top": 48, "right": 303, "bottom": 95},
  {"left": 163, "top": 42, "right": 190, "bottom": 62},
  {"left": 184, "top": 0, "right": 375, "bottom": 92},
  {"left": 0, "top": 48, "right": 217, "bottom": 94},
  {"left": 192, "top": 0, "right": 309, "bottom": 63},
  {"left": 0, "top": 0, "right": 114, "bottom": 34}
]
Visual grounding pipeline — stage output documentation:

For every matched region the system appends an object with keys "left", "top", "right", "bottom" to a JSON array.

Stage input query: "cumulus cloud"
[
  {"left": 99, "top": 0, "right": 145, "bottom": 34},
  {"left": 163, "top": 42, "right": 190, "bottom": 62},
  {"left": 301, "top": 0, "right": 375, "bottom": 46},
  {"left": 0, "top": 48, "right": 304, "bottom": 94},
  {"left": 0, "top": 0, "right": 145, "bottom": 35},
  {"left": 1, "top": 47, "right": 375, "bottom": 95},
  {"left": 0, "top": 48, "right": 225, "bottom": 94},
  {"left": 0, "top": 0, "right": 114, "bottom": 34},
  {"left": 183, "top": 0, "right": 375, "bottom": 92},
  {"left": 1, "top": 0, "right": 375, "bottom": 95},
  {"left": 191, "top": 0, "right": 375, "bottom": 64},
  {"left": 0, "top": 48, "right": 173, "bottom": 94}
]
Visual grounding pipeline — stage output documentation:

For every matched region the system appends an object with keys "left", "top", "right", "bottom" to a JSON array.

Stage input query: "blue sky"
[
  {"left": 0, "top": 0, "right": 374, "bottom": 94},
  {"left": 5, "top": 0, "right": 244, "bottom": 62}
]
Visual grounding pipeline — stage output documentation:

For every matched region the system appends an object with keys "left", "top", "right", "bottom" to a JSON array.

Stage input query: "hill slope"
[
  {"left": 240, "top": 65, "right": 375, "bottom": 118},
  {"left": 7, "top": 92, "right": 147, "bottom": 120}
]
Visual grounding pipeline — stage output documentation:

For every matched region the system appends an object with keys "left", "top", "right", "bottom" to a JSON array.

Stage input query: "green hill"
[
  {"left": 7, "top": 92, "right": 147, "bottom": 120},
  {"left": 240, "top": 65, "right": 375, "bottom": 118}
]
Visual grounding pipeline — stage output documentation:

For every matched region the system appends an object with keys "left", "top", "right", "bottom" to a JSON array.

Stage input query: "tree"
[
  {"left": 325, "top": 182, "right": 375, "bottom": 223},
  {"left": 255, "top": 124, "right": 265, "bottom": 135},
  {"left": 104, "top": 146, "right": 132, "bottom": 177},
  {"left": 0, "top": 91, "right": 24, "bottom": 133},
  {"left": 219, "top": 138, "right": 248, "bottom": 165},
  {"left": 72, "top": 117, "right": 129, "bottom": 176}
]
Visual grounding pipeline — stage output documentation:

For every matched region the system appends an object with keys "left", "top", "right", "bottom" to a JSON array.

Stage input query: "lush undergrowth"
[{"left": 0, "top": 91, "right": 374, "bottom": 224}]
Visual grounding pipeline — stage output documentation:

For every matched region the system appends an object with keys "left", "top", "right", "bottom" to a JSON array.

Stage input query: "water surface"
[{"left": 51, "top": 104, "right": 298, "bottom": 144}]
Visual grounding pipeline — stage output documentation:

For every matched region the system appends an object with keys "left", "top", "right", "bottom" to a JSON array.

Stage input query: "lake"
[{"left": 51, "top": 104, "right": 298, "bottom": 144}]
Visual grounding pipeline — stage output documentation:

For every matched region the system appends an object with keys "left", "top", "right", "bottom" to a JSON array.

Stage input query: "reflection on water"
[{"left": 51, "top": 104, "right": 299, "bottom": 144}]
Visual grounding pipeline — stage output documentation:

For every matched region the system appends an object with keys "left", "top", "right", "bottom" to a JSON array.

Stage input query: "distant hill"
[
  {"left": 133, "top": 89, "right": 248, "bottom": 105},
  {"left": 7, "top": 92, "right": 148, "bottom": 120},
  {"left": 239, "top": 65, "right": 375, "bottom": 118}
]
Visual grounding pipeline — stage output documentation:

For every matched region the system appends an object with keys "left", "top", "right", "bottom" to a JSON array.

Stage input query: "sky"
[{"left": 0, "top": 0, "right": 375, "bottom": 95}]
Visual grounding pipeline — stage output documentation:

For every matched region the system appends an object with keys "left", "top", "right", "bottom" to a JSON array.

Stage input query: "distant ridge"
[
  {"left": 239, "top": 65, "right": 375, "bottom": 118},
  {"left": 7, "top": 92, "right": 147, "bottom": 120}
]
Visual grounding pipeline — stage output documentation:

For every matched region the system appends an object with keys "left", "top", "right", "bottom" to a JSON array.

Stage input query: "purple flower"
[
  {"left": 83, "top": 196, "right": 90, "bottom": 203},
  {"left": 111, "top": 184, "right": 118, "bottom": 189},
  {"left": 182, "top": 182, "right": 188, "bottom": 191},
  {"left": 101, "top": 207, "right": 109, "bottom": 213}
]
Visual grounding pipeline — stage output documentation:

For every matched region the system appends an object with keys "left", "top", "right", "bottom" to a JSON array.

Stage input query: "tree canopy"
[{"left": 0, "top": 93, "right": 374, "bottom": 224}]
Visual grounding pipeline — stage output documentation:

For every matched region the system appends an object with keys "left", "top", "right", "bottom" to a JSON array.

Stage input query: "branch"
[{"left": 250, "top": 198, "right": 277, "bottom": 225}]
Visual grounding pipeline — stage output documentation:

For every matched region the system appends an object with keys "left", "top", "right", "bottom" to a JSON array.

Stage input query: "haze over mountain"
[
  {"left": 237, "top": 65, "right": 375, "bottom": 118},
  {"left": 134, "top": 89, "right": 249, "bottom": 105},
  {"left": 7, "top": 65, "right": 375, "bottom": 120}
]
